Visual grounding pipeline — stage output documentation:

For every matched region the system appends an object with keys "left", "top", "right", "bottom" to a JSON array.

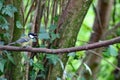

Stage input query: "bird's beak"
[
  {"left": 35, "top": 36, "right": 38, "bottom": 38},
  {"left": 34, "top": 34, "right": 38, "bottom": 38},
  {"left": 32, "top": 33, "right": 38, "bottom": 38}
]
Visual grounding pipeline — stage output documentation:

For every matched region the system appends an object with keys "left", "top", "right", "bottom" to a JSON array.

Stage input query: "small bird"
[{"left": 8, "top": 33, "right": 37, "bottom": 47}]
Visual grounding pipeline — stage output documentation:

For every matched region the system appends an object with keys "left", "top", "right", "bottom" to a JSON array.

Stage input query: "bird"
[{"left": 8, "top": 33, "right": 37, "bottom": 47}]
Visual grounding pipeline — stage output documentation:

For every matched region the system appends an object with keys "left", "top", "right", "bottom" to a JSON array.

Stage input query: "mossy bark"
[{"left": 49, "top": 0, "right": 93, "bottom": 79}]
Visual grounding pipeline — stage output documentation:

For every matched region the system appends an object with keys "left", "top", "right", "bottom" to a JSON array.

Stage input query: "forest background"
[{"left": 0, "top": 0, "right": 120, "bottom": 80}]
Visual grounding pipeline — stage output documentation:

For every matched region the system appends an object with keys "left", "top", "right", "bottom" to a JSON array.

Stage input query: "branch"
[
  {"left": 102, "top": 22, "right": 120, "bottom": 39},
  {"left": 0, "top": 37, "right": 120, "bottom": 54}
]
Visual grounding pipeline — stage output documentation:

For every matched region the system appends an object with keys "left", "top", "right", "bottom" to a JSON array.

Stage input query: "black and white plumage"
[
  {"left": 28, "top": 33, "right": 37, "bottom": 39},
  {"left": 8, "top": 33, "right": 37, "bottom": 47}
]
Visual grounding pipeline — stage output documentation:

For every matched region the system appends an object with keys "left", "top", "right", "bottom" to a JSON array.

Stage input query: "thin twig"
[
  {"left": 88, "top": 50, "right": 120, "bottom": 71},
  {"left": 102, "top": 22, "right": 120, "bottom": 39}
]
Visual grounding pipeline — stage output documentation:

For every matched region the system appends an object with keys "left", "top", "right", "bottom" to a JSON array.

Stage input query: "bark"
[
  {"left": 81, "top": 0, "right": 114, "bottom": 79},
  {"left": 48, "top": 0, "right": 93, "bottom": 79},
  {"left": 1, "top": 37, "right": 120, "bottom": 53}
]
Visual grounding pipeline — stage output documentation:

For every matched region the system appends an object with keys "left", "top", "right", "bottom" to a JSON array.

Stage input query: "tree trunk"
[
  {"left": 48, "top": 0, "right": 93, "bottom": 79},
  {"left": 81, "top": 0, "right": 114, "bottom": 79},
  {"left": 5, "top": 0, "right": 24, "bottom": 80}
]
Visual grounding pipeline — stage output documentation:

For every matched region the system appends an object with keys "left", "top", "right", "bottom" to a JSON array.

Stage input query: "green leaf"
[
  {"left": 53, "top": 15, "right": 59, "bottom": 22},
  {"left": 46, "top": 54, "right": 64, "bottom": 69},
  {"left": 30, "top": 59, "right": 44, "bottom": 71},
  {"left": 0, "top": 23, "right": 9, "bottom": 30},
  {"left": 0, "top": 15, "right": 7, "bottom": 23},
  {"left": 83, "top": 63, "right": 92, "bottom": 75},
  {"left": 46, "top": 54, "right": 59, "bottom": 65},
  {"left": 0, "top": 15, "right": 9, "bottom": 30},
  {"left": 30, "top": 70, "right": 36, "bottom": 80},
  {"left": 108, "top": 45, "right": 118, "bottom": 56},
  {"left": 0, "top": 59, "right": 6, "bottom": 72},
  {"left": 16, "top": 21, "right": 23, "bottom": 28},
  {"left": 3, "top": 51, "right": 15, "bottom": 64},
  {"left": 0, "top": 0, "right": 4, "bottom": 10},
  {"left": 40, "top": 27, "right": 46, "bottom": 33},
  {"left": 4, "top": 33, "right": 10, "bottom": 39},
  {"left": 33, "top": 62, "right": 41, "bottom": 69},
  {"left": 22, "top": 54, "right": 29, "bottom": 65},
  {"left": 39, "top": 33, "right": 50, "bottom": 39},
  {"left": 39, "top": 27, "right": 50, "bottom": 39},
  {"left": 29, "top": 59, "right": 34, "bottom": 66},
  {"left": 2, "top": 4, "right": 17, "bottom": 17},
  {"left": 50, "top": 33, "right": 60, "bottom": 41},
  {"left": 68, "top": 52, "right": 76, "bottom": 57},
  {"left": 33, "top": 62, "right": 44, "bottom": 71},
  {"left": 49, "top": 24, "right": 57, "bottom": 31},
  {"left": 6, "top": 53, "right": 15, "bottom": 64}
]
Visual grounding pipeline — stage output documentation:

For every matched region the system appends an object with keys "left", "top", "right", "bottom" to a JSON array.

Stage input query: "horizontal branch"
[{"left": 0, "top": 37, "right": 120, "bottom": 54}]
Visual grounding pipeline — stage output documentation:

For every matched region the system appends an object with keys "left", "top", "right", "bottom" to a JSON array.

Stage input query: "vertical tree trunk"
[
  {"left": 81, "top": 0, "right": 114, "bottom": 79},
  {"left": 5, "top": 0, "right": 24, "bottom": 80},
  {"left": 48, "top": 0, "right": 93, "bottom": 79}
]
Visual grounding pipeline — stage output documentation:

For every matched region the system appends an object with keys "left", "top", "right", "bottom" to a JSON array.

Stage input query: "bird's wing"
[{"left": 16, "top": 37, "right": 30, "bottom": 44}]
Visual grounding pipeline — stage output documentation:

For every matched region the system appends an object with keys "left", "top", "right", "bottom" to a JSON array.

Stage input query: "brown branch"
[
  {"left": 102, "top": 22, "right": 120, "bottom": 38},
  {"left": 0, "top": 37, "right": 120, "bottom": 53}
]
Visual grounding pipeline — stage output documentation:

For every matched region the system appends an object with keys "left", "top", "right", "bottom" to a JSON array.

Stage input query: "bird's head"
[{"left": 28, "top": 33, "right": 37, "bottom": 39}]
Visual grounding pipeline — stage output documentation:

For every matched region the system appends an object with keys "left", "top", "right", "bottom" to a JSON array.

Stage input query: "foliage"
[
  {"left": 16, "top": 21, "right": 23, "bottom": 29},
  {"left": 104, "top": 45, "right": 118, "bottom": 57},
  {"left": 0, "top": 1, "right": 17, "bottom": 78},
  {"left": 0, "top": 0, "right": 17, "bottom": 42},
  {"left": 38, "top": 24, "right": 60, "bottom": 43},
  {"left": 97, "top": 57, "right": 116, "bottom": 80},
  {"left": 0, "top": 51, "right": 15, "bottom": 78},
  {"left": 30, "top": 59, "right": 44, "bottom": 71},
  {"left": 2, "top": 4, "right": 17, "bottom": 17},
  {"left": 46, "top": 54, "right": 59, "bottom": 65},
  {"left": 0, "top": 0, "right": 120, "bottom": 80},
  {"left": 0, "top": 1, "right": 17, "bottom": 31},
  {"left": 0, "top": 58, "right": 6, "bottom": 72}
]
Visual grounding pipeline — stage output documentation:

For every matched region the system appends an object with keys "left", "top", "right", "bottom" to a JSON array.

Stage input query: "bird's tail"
[{"left": 7, "top": 42, "right": 16, "bottom": 46}]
